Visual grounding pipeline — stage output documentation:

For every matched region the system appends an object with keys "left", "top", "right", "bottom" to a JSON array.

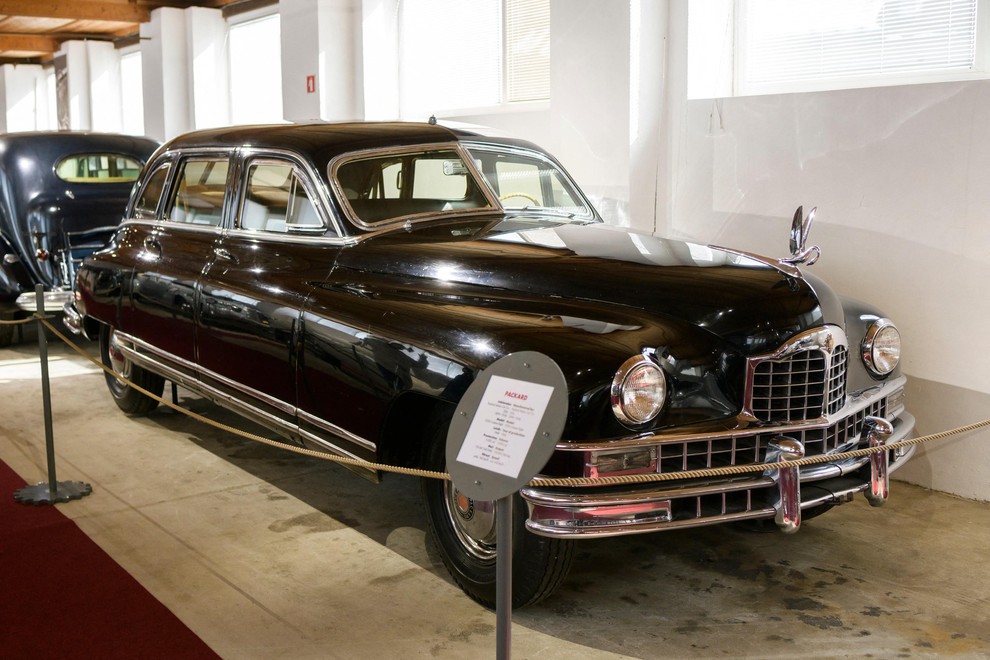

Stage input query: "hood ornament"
[{"left": 782, "top": 205, "right": 820, "bottom": 267}]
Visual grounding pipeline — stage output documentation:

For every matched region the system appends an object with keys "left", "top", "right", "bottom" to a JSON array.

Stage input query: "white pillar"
[
  {"left": 87, "top": 41, "right": 123, "bottom": 133},
  {"left": 361, "top": 0, "right": 399, "bottom": 120},
  {"left": 0, "top": 64, "right": 49, "bottom": 132},
  {"left": 141, "top": 7, "right": 191, "bottom": 141},
  {"left": 281, "top": 0, "right": 364, "bottom": 122},
  {"left": 60, "top": 41, "right": 91, "bottom": 130},
  {"left": 186, "top": 7, "right": 229, "bottom": 130}
]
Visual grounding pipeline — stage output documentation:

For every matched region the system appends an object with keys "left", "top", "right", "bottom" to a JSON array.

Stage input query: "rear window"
[{"left": 55, "top": 153, "right": 144, "bottom": 183}]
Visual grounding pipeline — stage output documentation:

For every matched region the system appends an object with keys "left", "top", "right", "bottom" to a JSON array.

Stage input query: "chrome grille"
[
  {"left": 746, "top": 327, "right": 848, "bottom": 423},
  {"left": 658, "top": 399, "right": 885, "bottom": 474},
  {"left": 826, "top": 346, "right": 848, "bottom": 415}
]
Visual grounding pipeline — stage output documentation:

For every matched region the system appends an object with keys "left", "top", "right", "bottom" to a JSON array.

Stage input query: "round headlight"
[
  {"left": 611, "top": 355, "right": 667, "bottom": 426},
  {"left": 862, "top": 319, "right": 901, "bottom": 377}
]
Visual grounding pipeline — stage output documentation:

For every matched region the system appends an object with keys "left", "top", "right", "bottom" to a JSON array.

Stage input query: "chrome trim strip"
[
  {"left": 298, "top": 408, "right": 377, "bottom": 452},
  {"left": 298, "top": 427, "right": 371, "bottom": 463},
  {"left": 114, "top": 331, "right": 378, "bottom": 454},
  {"left": 523, "top": 475, "right": 774, "bottom": 507},
  {"left": 526, "top": 507, "right": 775, "bottom": 538},
  {"left": 123, "top": 333, "right": 293, "bottom": 416}
]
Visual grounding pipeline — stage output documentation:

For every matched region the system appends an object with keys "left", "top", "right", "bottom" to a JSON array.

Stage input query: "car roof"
[{"left": 158, "top": 121, "right": 538, "bottom": 164}]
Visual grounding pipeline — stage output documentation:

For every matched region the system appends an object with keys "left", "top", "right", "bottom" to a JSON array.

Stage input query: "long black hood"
[{"left": 335, "top": 218, "right": 840, "bottom": 357}]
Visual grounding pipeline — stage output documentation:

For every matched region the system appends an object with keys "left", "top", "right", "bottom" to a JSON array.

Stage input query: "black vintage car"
[
  {"left": 0, "top": 131, "right": 159, "bottom": 346},
  {"left": 67, "top": 122, "right": 915, "bottom": 607}
]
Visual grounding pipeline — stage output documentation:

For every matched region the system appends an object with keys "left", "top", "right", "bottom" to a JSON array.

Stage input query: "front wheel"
[
  {"left": 420, "top": 415, "right": 574, "bottom": 608},
  {"left": 100, "top": 324, "right": 165, "bottom": 416}
]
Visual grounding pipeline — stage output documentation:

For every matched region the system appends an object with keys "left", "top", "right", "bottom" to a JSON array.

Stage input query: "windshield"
[
  {"left": 331, "top": 142, "right": 596, "bottom": 228},
  {"left": 465, "top": 144, "right": 595, "bottom": 221}
]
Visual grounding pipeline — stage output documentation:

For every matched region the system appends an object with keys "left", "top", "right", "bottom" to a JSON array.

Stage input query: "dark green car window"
[{"left": 55, "top": 153, "right": 144, "bottom": 183}]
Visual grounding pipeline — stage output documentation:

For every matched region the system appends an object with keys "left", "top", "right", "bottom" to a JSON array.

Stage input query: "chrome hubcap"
[{"left": 444, "top": 481, "right": 497, "bottom": 561}]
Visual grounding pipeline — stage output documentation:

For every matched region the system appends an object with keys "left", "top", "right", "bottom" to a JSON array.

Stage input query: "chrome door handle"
[
  {"left": 143, "top": 236, "right": 162, "bottom": 258},
  {"left": 214, "top": 247, "right": 239, "bottom": 265}
]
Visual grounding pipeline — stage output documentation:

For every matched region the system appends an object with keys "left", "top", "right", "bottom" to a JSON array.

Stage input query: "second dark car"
[{"left": 0, "top": 131, "right": 159, "bottom": 346}]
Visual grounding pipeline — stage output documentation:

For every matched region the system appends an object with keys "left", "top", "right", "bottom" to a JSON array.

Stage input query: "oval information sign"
[{"left": 446, "top": 352, "right": 568, "bottom": 501}]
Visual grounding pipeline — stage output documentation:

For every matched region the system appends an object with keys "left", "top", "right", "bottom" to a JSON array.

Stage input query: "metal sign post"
[
  {"left": 13, "top": 284, "right": 92, "bottom": 505},
  {"left": 446, "top": 351, "right": 568, "bottom": 660}
]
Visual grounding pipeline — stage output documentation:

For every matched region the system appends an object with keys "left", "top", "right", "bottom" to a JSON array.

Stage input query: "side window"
[
  {"left": 166, "top": 158, "right": 230, "bottom": 227},
  {"left": 334, "top": 149, "right": 492, "bottom": 224},
  {"left": 134, "top": 164, "right": 171, "bottom": 219},
  {"left": 240, "top": 161, "right": 326, "bottom": 234}
]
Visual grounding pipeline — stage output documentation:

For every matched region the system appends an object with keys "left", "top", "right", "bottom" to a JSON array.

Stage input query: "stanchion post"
[
  {"left": 13, "top": 284, "right": 93, "bottom": 505},
  {"left": 496, "top": 495, "right": 513, "bottom": 660}
]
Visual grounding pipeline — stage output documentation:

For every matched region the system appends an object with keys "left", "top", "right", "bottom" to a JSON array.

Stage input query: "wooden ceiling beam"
[
  {"left": 0, "top": 1, "right": 150, "bottom": 24},
  {"left": 0, "top": 33, "right": 59, "bottom": 53}
]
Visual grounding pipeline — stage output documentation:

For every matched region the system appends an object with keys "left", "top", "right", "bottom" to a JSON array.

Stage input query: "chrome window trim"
[
  {"left": 117, "top": 217, "right": 360, "bottom": 246},
  {"left": 461, "top": 141, "right": 598, "bottom": 222},
  {"left": 162, "top": 151, "right": 237, "bottom": 229},
  {"left": 130, "top": 160, "right": 174, "bottom": 220},
  {"left": 327, "top": 142, "right": 502, "bottom": 231},
  {"left": 232, "top": 146, "right": 345, "bottom": 238}
]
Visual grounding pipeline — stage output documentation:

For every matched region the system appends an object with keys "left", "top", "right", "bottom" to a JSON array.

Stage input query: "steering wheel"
[{"left": 499, "top": 191, "right": 540, "bottom": 206}]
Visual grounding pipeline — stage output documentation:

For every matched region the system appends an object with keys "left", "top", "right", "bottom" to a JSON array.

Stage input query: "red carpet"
[{"left": 0, "top": 459, "right": 219, "bottom": 659}]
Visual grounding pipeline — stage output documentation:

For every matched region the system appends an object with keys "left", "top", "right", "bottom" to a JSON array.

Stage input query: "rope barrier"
[
  {"left": 0, "top": 317, "right": 32, "bottom": 325},
  {"left": 31, "top": 315, "right": 990, "bottom": 489}
]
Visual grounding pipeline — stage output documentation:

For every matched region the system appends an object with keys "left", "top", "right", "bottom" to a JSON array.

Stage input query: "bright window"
[
  {"left": 398, "top": 0, "right": 550, "bottom": 117},
  {"left": 689, "top": 0, "right": 986, "bottom": 98}
]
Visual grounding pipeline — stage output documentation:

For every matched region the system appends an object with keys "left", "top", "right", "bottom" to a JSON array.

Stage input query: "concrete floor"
[{"left": 2, "top": 325, "right": 990, "bottom": 659}]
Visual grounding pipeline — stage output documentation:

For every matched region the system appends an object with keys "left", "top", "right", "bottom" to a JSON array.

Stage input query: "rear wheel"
[
  {"left": 100, "top": 324, "right": 165, "bottom": 415},
  {"left": 420, "top": 414, "right": 574, "bottom": 608}
]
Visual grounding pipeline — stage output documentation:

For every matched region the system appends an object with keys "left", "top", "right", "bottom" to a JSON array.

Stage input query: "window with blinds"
[
  {"left": 736, "top": 0, "right": 980, "bottom": 95},
  {"left": 398, "top": 0, "right": 549, "bottom": 116}
]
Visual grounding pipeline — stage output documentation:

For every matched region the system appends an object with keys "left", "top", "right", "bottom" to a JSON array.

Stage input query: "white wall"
[{"left": 659, "top": 5, "right": 990, "bottom": 502}]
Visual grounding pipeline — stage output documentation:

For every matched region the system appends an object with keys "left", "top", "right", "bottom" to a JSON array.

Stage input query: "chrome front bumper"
[
  {"left": 522, "top": 393, "right": 916, "bottom": 539},
  {"left": 15, "top": 288, "right": 72, "bottom": 313}
]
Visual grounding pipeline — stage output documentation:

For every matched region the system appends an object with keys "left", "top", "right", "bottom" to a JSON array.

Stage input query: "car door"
[
  {"left": 196, "top": 152, "right": 339, "bottom": 431},
  {"left": 128, "top": 153, "right": 232, "bottom": 378}
]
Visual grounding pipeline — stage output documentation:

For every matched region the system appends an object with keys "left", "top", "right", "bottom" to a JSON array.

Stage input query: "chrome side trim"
[
  {"left": 298, "top": 408, "right": 377, "bottom": 452},
  {"left": 113, "top": 331, "right": 378, "bottom": 456}
]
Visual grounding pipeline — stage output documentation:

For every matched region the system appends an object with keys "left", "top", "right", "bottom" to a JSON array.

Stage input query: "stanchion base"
[{"left": 14, "top": 480, "right": 93, "bottom": 505}]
